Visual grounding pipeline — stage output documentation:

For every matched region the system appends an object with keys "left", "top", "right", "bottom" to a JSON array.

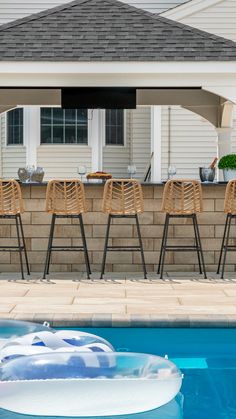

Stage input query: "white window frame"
[
  {"left": 102, "top": 109, "right": 127, "bottom": 148},
  {"left": 6, "top": 107, "right": 25, "bottom": 147},
  {"left": 40, "top": 108, "right": 89, "bottom": 146}
]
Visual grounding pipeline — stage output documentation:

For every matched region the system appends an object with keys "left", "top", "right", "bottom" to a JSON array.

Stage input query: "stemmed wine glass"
[
  {"left": 77, "top": 165, "right": 87, "bottom": 182},
  {"left": 127, "top": 164, "right": 136, "bottom": 179},
  {"left": 168, "top": 165, "right": 177, "bottom": 179}
]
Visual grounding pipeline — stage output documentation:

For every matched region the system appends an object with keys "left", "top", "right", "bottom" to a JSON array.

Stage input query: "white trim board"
[{"left": 162, "top": 0, "right": 223, "bottom": 20}]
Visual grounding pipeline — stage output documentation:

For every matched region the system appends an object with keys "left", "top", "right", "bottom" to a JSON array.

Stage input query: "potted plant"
[{"left": 218, "top": 154, "right": 236, "bottom": 181}]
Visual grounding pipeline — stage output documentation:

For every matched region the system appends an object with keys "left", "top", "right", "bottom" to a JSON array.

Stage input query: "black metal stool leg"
[
  {"left": 79, "top": 214, "right": 91, "bottom": 279},
  {"left": 217, "top": 214, "right": 229, "bottom": 275},
  {"left": 100, "top": 214, "right": 111, "bottom": 279},
  {"left": 135, "top": 214, "right": 147, "bottom": 279},
  {"left": 43, "top": 214, "right": 56, "bottom": 279},
  {"left": 18, "top": 214, "right": 30, "bottom": 275},
  {"left": 160, "top": 214, "right": 170, "bottom": 279},
  {"left": 157, "top": 214, "right": 168, "bottom": 274},
  {"left": 46, "top": 214, "right": 56, "bottom": 275},
  {"left": 193, "top": 214, "right": 202, "bottom": 275},
  {"left": 15, "top": 215, "right": 24, "bottom": 280},
  {"left": 194, "top": 214, "right": 207, "bottom": 279},
  {"left": 221, "top": 214, "right": 232, "bottom": 279}
]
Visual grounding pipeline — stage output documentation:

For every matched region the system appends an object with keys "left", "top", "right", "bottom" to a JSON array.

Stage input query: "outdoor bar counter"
[{"left": 1, "top": 181, "right": 233, "bottom": 274}]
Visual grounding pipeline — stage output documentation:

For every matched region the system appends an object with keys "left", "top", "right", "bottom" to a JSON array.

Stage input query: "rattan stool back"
[
  {"left": 45, "top": 180, "right": 86, "bottom": 215},
  {"left": 224, "top": 180, "right": 236, "bottom": 214},
  {"left": 161, "top": 179, "right": 203, "bottom": 215},
  {"left": 102, "top": 179, "right": 144, "bottom": 215},
  {"left": 0, "top": 179, "right": 24, "bottom": 215}
]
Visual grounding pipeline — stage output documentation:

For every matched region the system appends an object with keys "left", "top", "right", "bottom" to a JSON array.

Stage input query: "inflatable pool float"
[
  {"left": 0, "top": 321, "right": 183, "bottom": 417},
  {"left": 0, "top": 352, "right": 182, "bottom": 417},
  {"left": 0, "top": 320, "right": 51, "bottom": 349}
]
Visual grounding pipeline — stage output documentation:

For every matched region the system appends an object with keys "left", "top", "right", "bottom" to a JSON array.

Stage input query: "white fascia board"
[
  {"left": 0, "top": 63, "right": 235, "bottom": 96},
  {"left": 161, "top": 0, "right": 223, "bottom": 20},
  {"left": 0, "top": 61, "right": 236, "bottom": 75}
]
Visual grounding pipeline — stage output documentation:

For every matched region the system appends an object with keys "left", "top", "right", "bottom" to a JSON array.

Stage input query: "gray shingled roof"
[{"left": 0, "top": 0, "right": 236, "bottom": 61}]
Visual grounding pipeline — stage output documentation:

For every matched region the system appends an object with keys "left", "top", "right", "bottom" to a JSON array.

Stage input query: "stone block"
[
  {"left": 92, "top": 252, "right": 132, "bottom": 264},
  {"left": 83, "top": 212, "right": 107, "bottom": 225},
  {"left": 202, "top": 185, "right": 226, "bottom": 198},
  {"left": 153, "top": 186, "right": 164, "bottom": 199},
  {"left": 93, "top": 225, "right": 132, "bottom": 238},
  {"left": 24, "top": 199, "right": 46, "bottom": 212},
  {"left": 11, "top": 225, "right": 50, "bottom": 238},
  {"left": 31, "top": 238, "right": 71, "bottom": 251},
  {"left": 30, "top": 186, "right": 47, "bottom": 199},
  {"left": 21, "top": 187, "right": 30, "bottom": 199},
  {"left": 198, "top": 212, "right": 225, "bottom": 225},
  {"left": 174, "top": 225, "right": 214, "bottom": 238},
  {"left": 92, "top": 199, "right": 103, "bottom": 212},
  {"left": 54, "top": 225, "right": 92, "bottom": 238},
  {"left": 203, "top": 199, "right": 215, "bottom": 211},
  {"left": 144, "top": 199, "right": 161, "bottom": 212},
  {"left": 215, "top": 199, "right": 224, "bottom": 212},
  {"left": 134, "top": 225, "right": 174, "bottom": 238},
  {"left": 31, "top": 212, "right": 51, "bottom": 225},
  {"left": 142, "top": 186, "right": 154, "bottom": 199},
  {"left": 84, "top": 186, "right": 103, "bottom": 198}
]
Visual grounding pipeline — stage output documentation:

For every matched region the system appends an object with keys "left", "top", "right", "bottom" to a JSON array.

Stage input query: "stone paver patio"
[{"left": 1, "top": 272, "right": 236, "bottom": 327}]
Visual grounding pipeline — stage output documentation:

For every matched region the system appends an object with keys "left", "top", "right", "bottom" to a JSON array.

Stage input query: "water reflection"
[{"left": 0, "top": 394, "right": 183, "bottom": 419}]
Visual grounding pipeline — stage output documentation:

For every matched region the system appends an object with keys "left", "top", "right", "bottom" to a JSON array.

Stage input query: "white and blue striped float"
[{"left": 0, "top": 321, "right": 183, "bottom": 417}]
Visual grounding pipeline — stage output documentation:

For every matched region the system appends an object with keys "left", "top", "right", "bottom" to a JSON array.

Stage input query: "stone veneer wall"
[{"left": 0, "top": 184, "right": 234, "bottom": 273}]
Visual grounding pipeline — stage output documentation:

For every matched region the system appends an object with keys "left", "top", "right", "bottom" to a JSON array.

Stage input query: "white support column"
[
  {"left": 24, "top": 106, "right": 40, "bottom": 167},
  {"left": 151, "top": 106, "right": 162, "bottom": 182},
  {"left": 216, "top": 127, "right": 234, "bottom": 180},
  {"left": 88, "top": 109, "right": 102, "bottom": 172}
]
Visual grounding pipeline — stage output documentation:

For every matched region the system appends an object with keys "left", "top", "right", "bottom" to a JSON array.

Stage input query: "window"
[
  {"left": 7, "top": 108, "right": 24, "bottom": 145},
  {"left": 40, "top": 108, "right": 88, "bottom": 144},
  {"left": 105, "top": 109, "right": 124, "bottom": 145}
]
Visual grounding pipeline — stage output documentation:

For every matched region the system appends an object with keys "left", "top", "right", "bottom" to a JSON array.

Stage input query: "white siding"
[
  {"left": 37, "top": 145, "right": 92, "bottom": 180},
  {"left": 0, "top": 113, "right": 27, "bottom": 179},
  {"left": 179, "top": 0, "right": 236, "bottom": 41},
  {"left": 161, "top": 106, "right": 218, "bottom": 180},
  {"left": 0, "top": 0, "right": 185, "bottom": 25},
  {"left": 102, "top": 111, "right": 131, "bottom": 179},
  {"left": 130, "top": 107, "right": 151, "bottom": 179},
  {"left": 102, "top": 108, "right": 151, "bottom": 180}
]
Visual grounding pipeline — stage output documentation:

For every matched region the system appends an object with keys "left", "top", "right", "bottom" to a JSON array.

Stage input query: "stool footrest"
[
  {"left": 107, "top": 245, "right": 141, "bottom": 252},
  {"left": 49, "top": 246, "right": 84, "bottom": 252},
  {"left": 0, "top": 246, "right": 25, "bottom": 251},
  {"left": 164, "top": 245, "right": 199, "bottom": 251}
]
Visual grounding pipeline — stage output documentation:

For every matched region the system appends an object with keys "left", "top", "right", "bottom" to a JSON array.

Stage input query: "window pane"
[
  {"left": 41, "top": 126, "right": 52, "bottom": 144},
  {"left": 77, "top": 109, "right": 88, "bottom": 123},
  {"left": 105, "top": 109, "right": 124, "bottom": 146},
  {"left": 64, "top": 109, "right": 76, "bottom": 125},
  {"left": 41, "top": 108, "right": 52, "bottom": 125},
  {"left": 7, "top": 108, "right": 23, "bottom": 145},
  {"left": 52, "top": 126, "right": 64, "bottom": 143},
  {"left": 77, "top": 126, "right": 88, "bottom": 144},
  {"left": 65, "top": 125, "right": 76, "bottom": 143},
  {"left": 53, "top": 108, "right": 64, "bottom": 125}
]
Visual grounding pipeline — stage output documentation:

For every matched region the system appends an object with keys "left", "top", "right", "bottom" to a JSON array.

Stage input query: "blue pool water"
[{"left": 1, "top": 327, "right": 236, "bottom": 419}]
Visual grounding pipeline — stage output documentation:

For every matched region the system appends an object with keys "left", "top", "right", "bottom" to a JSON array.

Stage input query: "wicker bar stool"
[
  {"left": 43, "top": 180, "right": 91, "bottom": 279},
  {"left": 217, "top": 180, "right": 236, "bottom": 279},
  {"left": 158, "top": 179, "right": 207, "bottom": 279},
  {"left": 100, "top": 179, "right": 147, "bottom": 279},
  {"left": 0, "top": 179, "right": 30, "bottom": 279}
]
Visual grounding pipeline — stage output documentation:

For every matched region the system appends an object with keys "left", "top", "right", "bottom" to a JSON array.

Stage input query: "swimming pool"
[{"left": 1, "top": 327, "right": 236, "bottom": 419}]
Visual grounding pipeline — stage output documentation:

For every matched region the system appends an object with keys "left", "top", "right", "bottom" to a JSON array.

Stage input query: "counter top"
[{"left": 18, "top": 180, "right": 228, "bottom": 186}]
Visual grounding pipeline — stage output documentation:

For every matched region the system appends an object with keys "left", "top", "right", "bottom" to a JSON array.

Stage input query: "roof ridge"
[
  {"left": 0, "top": 0, "right": 90, "bottom": 32},
  {"left": 0, "top": 0, "right": 235, "bottom": 48}
]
